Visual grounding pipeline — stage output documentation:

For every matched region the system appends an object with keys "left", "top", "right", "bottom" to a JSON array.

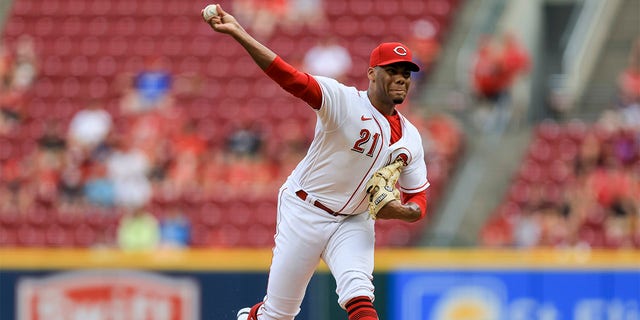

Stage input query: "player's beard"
[{"left": 392, "top": 97, "right": 405, "bottom": 104}]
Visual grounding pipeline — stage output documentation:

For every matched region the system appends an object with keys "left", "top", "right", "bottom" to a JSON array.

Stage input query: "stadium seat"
[
  {"left": 347, "top": 0, "right": 374, "bottom": 16},
  {"left": 217, "top": 225, "right": 242, "bottom": 247},
  {"left": 196, "top": 202, "right": 224, "bottom": 227},
  {"left": 0, "top": 226, "right": 18, "bottom": 246},
  {"left": 17, "top": 225, "right": 47, "bottom": 247},
  {"left": 113, "top": 1, "right": 138, "bottom": 16},
  {"left": 535, "top": 120, "right": 561, "bottom": 143},
  {"left": 245, "top": 224, "right": 275, "bottom": 247},
  {"left": 226, "top": 201, "right": 253, "bottom": 228},
  {"left": 45, "top": 224, "right": 76, "bottom": 247},
  {"left": 190, "top": 225, "right": 215, "bottom": 247},
  {"left": 527, "top": 139, "right": 553, "bottom": 165},
  {"left": 73, "top": 222, "right": 98, "bottom": 247},
  {"left": 1, "top": 0, "right": 464, "bottom": 249},
  {"left": 0, "top": 211, "right": 22, "bottom": 228},
  {"left": 25, "top": 209, "right": 51, "bottom": 228},
  {"left": 3, "top": 17, "right": 25, "bottom": 38},
  {"left": 373, "top": 0, "right": 401, "bottom": 16},
  {"left": 34, "top": 17, "right": 55, "bottom": 37}
]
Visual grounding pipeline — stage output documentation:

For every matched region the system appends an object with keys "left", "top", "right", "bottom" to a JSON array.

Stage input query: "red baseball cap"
[{"left": 369, "top": 42, "right": 420, "bottom": 72}]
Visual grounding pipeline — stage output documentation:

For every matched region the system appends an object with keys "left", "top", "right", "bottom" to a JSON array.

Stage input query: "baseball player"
[{"left": 202, "top": 5, "right": 429, "bottom": 320}]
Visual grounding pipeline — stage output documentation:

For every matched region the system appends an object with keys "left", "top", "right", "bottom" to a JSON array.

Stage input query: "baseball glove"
[{"left": 365, "top": 159, "right": 405, "bottom": 219}]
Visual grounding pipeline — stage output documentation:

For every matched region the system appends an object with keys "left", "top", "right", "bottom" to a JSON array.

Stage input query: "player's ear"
[{"left": 367, "top": 67, "right": 376, "bottom": 81}]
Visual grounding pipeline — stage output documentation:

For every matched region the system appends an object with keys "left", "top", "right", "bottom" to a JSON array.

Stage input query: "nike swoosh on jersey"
[{"left": 361, "top": 115, "right": 372, "bottom": 121}]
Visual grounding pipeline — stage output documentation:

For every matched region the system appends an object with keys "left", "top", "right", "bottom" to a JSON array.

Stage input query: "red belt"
[{"left": 295, "top": 190, "right": 348, "bottom": 217}]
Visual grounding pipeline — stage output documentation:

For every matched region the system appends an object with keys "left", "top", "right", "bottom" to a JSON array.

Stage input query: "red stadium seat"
[
  {"left": 25, "top": 209, "right": 52, "bottom": 228},
  {"left": 190, "top": 225, "right": 215, "bottom": 247},
  {"left": 373, "top": 0, "right": 401, "bottom": 16},
  {"left": 322, "top": 0, "right": 346, "bottom": 16},
  {"left": 113, "top": 1, "right": 138, "bottom": 16},
  {"left": 0, "top": 226, "right": 18, "bottom": 246},
  {"left": 0, "top": 211, "right": 22, "bottom": 228},
  {"left": 34, "top": 17, "right": 55, "bottom": 37},
  {"left": 3, "top": 17, "right": 26, "bottom": 38},
  {"left": 74, "top": 223, "right": 98, "bottom": 247},
  {"left": 527, "top": 139, "right": 553, "bottom": 165},
  {"left": 245, "top": 224, "right": 275, "bottom": 247},
  {"left": 1, "top": 0, "right": 464, "bottom": 249},
  {"left": 347, "top": 0, "right": 374, "bottom": 16},
  {"left": 17, "top": 225, "right": 47, "bottom": 247},
  {"left": 226, "top": 201, "right": 253, "bottom": 228},
  {"left": 45, "top": 224, "right": 76, "bottom": 247},
  {"left": 62, "top": 0, "right": 89, "bottom": 17},
  {"left": 197, "top": 202, "right": 224, "bottom": 227},
  {"left": 535, "top": 120, "right": 561, "bottom": 143}
]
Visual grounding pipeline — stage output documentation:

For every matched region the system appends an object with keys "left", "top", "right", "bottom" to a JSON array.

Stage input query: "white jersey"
[{"left": 286, "top": 76, "right": 430, "bottom": 215}]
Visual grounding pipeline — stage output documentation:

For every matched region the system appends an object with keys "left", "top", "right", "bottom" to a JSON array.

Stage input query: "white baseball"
[{"left": 203, "top": 4, "right": 219, "bottom": 20}]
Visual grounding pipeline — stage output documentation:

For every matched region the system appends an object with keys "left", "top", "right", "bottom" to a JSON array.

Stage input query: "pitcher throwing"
[{"left": 202, "top": 4, "right": 430, "bottom": 320}]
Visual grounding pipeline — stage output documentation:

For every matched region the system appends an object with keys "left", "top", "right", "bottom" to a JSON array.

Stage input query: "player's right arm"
[
  {"left": 203, "top": 4, "right": 276, "bottom": 70},
  {"left": 203, "top": 4, "right": 322, "bottom": 108}
]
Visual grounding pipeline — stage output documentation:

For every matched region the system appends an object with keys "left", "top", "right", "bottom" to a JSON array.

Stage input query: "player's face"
[{"left": 375, "top": 64, "right": 412, "bottom": 104}]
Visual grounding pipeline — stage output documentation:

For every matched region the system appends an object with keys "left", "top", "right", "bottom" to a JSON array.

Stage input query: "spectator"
[
  {"left": 120, "top": 56, "right": 173, "bottom": 114},
  {"left": 117, "top": 207, "right": 160, "bottom": 251},
  {"left": 501, "top": 32, "right": 531, "bottom": 87},
  {"left": 226, "top": 121, "right": 263, "bottom": 158},
  {"left": 283, "top": 0, "right": 326, "bottom": 31},
  {"left": 106, "top": 136, "right": 152, "bottom": 209},
  {"left": 38, "top": 120, "right": 67, "bottom": 153},
  {"left": 57, "top": 163, "right": 85, "bottom": 209},
  {"left": 0, "top": 41, "right": 12, "bottom": 88},
  {"left": 233, "top": 0, "right": 289, "bottom": 40},
  {"left": 84, "top": 162, "right": 115, "bottom": 208},
  {"left": 0, "top": 39, "right": 28, "bottom": 123},
  {"left": 10, "top": 35, "right": 38, "bottom": 92},
  {"left": 405, "top": 19, "right": 441, "bottom": 88},
  {"left": 615, "top": 36, "right": 640, "bottom": 127},
  {"left": 617, "top": 37, "right": 640, "bottom": 107},
  {"left": 302, "top": 36, "right": 352, "bottom": 82},
  {"left": 67, "top": 99, "right": 113, "bottom": 154},
  {"left": 470, "top": 33, "right": 531, "bottom": 134},
  {"left": 470, "top": 36, "right": 507, "bottom": 130},
  {"left": 159, "top": 207, "right": 191, "bottom": 249}
]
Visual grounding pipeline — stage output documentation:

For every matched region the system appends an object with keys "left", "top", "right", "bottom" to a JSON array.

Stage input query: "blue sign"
[{"left": 390, "top": 270, "right": 640, "bottom": 320}]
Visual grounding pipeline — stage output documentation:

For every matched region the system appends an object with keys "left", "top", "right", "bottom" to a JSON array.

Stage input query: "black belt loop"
[{"left": 295, "top": 190, "right": 348, "bottom": 217}]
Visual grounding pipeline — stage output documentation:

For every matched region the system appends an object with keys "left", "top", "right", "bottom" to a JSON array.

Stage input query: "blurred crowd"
[
  {"left": 0, "top": 29, "right": 463, "bottom": 249},
  {"left": 481, "top": 37, "right": 640, "bottom": 249}
]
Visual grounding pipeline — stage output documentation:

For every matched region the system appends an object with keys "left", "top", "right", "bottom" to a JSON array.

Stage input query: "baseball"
[{"left": 202, "top": 4, "right": 219, "bottom": 20}]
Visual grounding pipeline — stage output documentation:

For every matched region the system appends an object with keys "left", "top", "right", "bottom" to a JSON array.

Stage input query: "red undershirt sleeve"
[
  {"left": 402, "top": 191, "right": 428, "bottom": 219},
  {"left": 264, "top": 56, "right": 323, "bottom": 109}
]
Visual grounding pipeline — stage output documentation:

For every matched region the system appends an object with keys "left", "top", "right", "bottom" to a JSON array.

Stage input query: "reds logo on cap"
[
  {"left": 369, "top": 42, "right": 420, "bottom": 72},
  {"left": 393, "top": 46, "right": 408, "bottom": 56}
]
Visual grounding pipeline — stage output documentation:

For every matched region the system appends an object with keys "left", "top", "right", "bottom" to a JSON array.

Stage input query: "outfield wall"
[{"left": 0, "top": 248, "right": 638, "bottom": 320}]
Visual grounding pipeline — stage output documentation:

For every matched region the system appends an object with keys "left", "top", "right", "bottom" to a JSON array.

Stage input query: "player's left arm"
[{"left": 375, "top": 191, "right": 426, "bottom": 222}]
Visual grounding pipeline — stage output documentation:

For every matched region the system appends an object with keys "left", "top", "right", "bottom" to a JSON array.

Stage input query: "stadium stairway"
[
  {"left": 0, "top": 0, "right": 12, "bottom": 29},
  {"left": 414, "top": 0, "right": 531, "bottom": 247},
  {"left": 577, "top": 0, "right": 640, "bottom": 119}
]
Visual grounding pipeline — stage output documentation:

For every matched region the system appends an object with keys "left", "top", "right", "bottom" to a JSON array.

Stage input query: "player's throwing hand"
[{"left": 201, "top": 4, "right": 242, "bottom": 35}]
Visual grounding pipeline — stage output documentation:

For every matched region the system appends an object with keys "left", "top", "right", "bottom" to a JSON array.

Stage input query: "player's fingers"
[
  {"left": 216, "top": 4, "right": 227, "bottom": 17},
  {"left": 391, "top": 160, "right": 404, "bottom": 171},
  {"left": 389, "top": 170, "right": 400, "bottom": 185}
]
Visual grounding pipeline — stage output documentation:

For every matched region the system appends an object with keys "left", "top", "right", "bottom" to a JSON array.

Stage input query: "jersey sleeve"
[
  {"left": 264, "top": 56, "right": 323, "bottom": 109},
  {"left": 313, "top": 76, "right": 354, "bottom": 131},
  {"left": 398, "top": 129, "right": 430, "bottom": 194}
]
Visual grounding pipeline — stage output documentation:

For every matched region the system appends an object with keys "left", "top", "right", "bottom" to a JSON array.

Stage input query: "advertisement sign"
[
  {"left": 391, "top": 270, "right": 640, "bottom": 320},
  {"left": 17, "top": 270, "right": 199, "bottom": 320}
]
